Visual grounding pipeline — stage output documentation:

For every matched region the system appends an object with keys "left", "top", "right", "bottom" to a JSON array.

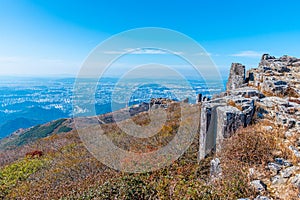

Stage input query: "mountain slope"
[
  {"left": 0, "top": 106, "right": 68, "bottom": 138},
  {"left": 0, "top": 117, "right": 39, "bottom": 138},
  {"left": 0, "top": 118, "right": 72, "bottom": 150}
]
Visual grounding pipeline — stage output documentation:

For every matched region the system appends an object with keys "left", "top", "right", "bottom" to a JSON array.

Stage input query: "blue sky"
[{"left": 1, "top": 0, "right": 300, "bottom": 77}]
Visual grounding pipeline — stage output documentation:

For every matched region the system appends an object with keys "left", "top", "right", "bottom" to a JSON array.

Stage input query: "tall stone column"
[{"left": 226, "top": 63, "right": 245, "bottom": 91}]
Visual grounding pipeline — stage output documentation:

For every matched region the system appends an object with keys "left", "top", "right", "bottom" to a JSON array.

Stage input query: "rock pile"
[{"left": 248, "top": 54, "right": 300, "bottom": 97}]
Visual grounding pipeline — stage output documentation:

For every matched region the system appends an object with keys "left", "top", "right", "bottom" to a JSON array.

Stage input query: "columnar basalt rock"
[
  {"left": 215, "top": 105, "right": 244, "bottom": 152},
  {"left": 199, "top": 101, "right": 226, "bottom": 160},
  {"left": 198, "top": 96, "right": 255, "bottom": 160}
]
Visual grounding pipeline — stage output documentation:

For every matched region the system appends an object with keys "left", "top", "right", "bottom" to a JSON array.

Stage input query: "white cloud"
[
  {"left": 230, "top": 51, "right": 262, "bottom": 58},
  {"left": 104, "top": 48, "right": 183, "bottom": 55}
]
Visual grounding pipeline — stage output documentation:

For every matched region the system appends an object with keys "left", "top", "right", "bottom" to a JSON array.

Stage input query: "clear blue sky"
[{"left": 1, "top": 0, "right": 300, "bottom": 77}]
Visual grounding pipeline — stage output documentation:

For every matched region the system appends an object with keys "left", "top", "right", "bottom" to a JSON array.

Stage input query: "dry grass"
[
  {"left": 227, "top": 99, "right": 243, "bottom": 111},
  {"left": 1, "top": 104, "right": 295, "bottom": 199},
  {"left": 216, "top": 121, "right": 297, "bottom": 199},
  {"left": 286, "top": 86, "right": 300, "bottom": 98},
  {"left": 220, "top": 123, "right": 288, "bottom": 166},
  {"left": 215, "top": 127, "right": 271, "bottom": 198}
]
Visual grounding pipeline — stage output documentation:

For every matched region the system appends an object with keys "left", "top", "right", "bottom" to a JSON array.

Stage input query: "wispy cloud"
[
  {"left": 194, "top": 52, "right": 212, "bottom": 56},
  {"left": 0, "top": 56, "right": 25, "bottom": 62},
  {"left": 39, "top": 58, "right": 64, "bottom": 64},
  {"left": 0, "top": 56, "right": 67, "bottom": 66},
  {"left": 104, "top": 48, "right": 183, "bottom": 55},
  {"left": 230, "top": 51, "right": 262, "bottom": 58}
]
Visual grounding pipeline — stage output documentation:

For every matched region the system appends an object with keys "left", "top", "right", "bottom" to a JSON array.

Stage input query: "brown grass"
[
  {"left": 227, "top": 99, "right": 243, "bottom": 111},
  {"left": 1, "top": 104, "right": 295, "bottom": 199},
  {"left": 220, "top": 123, "right": 285, "bottom": 166},
  {"left": 286, "top": 86, "right": 300, "bottom": 98}
]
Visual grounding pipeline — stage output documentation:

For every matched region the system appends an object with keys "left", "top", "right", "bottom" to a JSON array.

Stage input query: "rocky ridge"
[{"left": 199, "top": 54, "right": 300, "bottom": 199}]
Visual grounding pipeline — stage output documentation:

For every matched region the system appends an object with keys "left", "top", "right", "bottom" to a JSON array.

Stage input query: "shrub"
[
  {"left": 25, "top": 150, "right": 43, "bottom": 158},
  {"left": 57, "top": 126, "right": 72, "bottom": 134},
  {"left": 0, "top": 157, "right": 47, "bottom": 198},
  {"left": 64, "top": 175, "right": 157, "bottom": 200}
]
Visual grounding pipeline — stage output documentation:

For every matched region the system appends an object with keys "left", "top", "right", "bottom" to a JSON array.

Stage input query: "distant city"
[{"left": 0, "top": 77, "right": 224, "bottom": 138}]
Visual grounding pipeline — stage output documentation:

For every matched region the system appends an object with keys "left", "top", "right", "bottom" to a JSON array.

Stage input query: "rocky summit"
[{"left": 199, "top": 54, "right": 300, "bottom": 199}]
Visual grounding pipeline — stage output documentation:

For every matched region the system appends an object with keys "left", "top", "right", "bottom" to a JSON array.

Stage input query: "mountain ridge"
[{"left": 0, "top": 54, "right": 299, "bottom": 199}]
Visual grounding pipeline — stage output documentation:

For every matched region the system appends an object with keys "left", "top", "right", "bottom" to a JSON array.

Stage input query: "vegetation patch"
[
  {"left": 57, "top": 126, "right": 72, "bottom": 134},
  {"left": 0, "top": 157, "right": 47, "bottom": 198},
  {"left": 3, "top": 119, "right": 66, "bottom": 148}
]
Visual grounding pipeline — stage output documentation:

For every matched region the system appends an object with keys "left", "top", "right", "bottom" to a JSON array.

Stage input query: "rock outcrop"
[
  {"left": 226, "top": 63, "right": 246, "bottom": 91},
  {"left": 199, "top": 54, "right": 300, "bottom": 160},
  {"left": 198, "top": 54, "right": 300, "bottom": 199},
  {"left": 198, "top": 96, "right": 255, "bottom": 159},
  {"left": 247, "top": 54, "right": 300, "bottom": 97},
  {"left": 210, "top": 157, "right": 222, "bottom": 179}
]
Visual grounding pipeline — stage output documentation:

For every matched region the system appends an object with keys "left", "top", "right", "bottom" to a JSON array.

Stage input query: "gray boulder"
[
  {"left": 271, "top": 175, "right": 287, "bottom": 185},
  {"left": 281, "top": 166, "right": 297, "bottom": 178},
  {"left": 289, "top": 145, "right": 300, "bottom": 158},
  {"left": 251, "top": 180, "right": 267, "bottom": 192},
  {"left": 291, "top": 174, "right": 300, "bottom": 188},
  {"left": 267, "top": 162, "right": 282, "bottom": 174},
  {"left": 210, "top": 158, "right": 222, "bottom": 178},
  {"left": 254, "top": 196, "right": 270, "bottom": 200},
  {"left": 274, "top": 157, "right": 292, "bottom": 167}
]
